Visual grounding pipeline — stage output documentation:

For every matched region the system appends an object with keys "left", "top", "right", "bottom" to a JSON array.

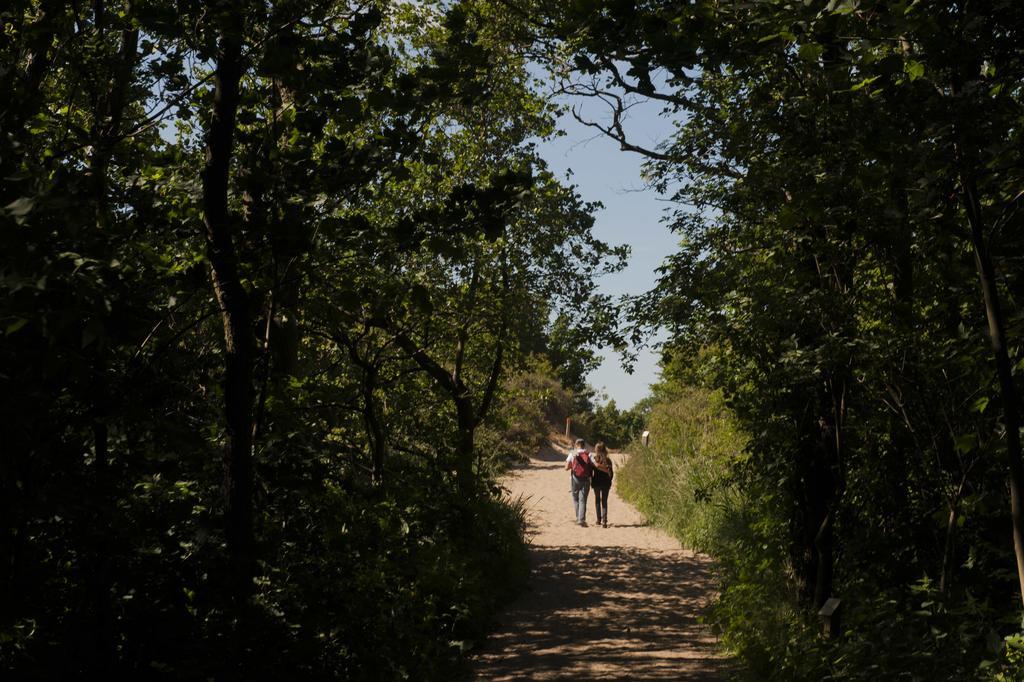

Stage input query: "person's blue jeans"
[
  {"left": 593, "top": 485, "right": 610, "bottom": 524},
  {"left": 570, "top": 475, "right": 591, "bottom": 524}
]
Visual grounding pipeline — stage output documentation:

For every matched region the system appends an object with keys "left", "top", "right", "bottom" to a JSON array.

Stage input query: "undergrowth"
[{"left": 617, "top": 385, "right": 1024, "bottom": 681}]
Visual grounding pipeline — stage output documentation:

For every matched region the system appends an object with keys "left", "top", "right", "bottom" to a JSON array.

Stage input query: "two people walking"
[{"left": 565, "top": 438, "right": 614, "bottom": 527}]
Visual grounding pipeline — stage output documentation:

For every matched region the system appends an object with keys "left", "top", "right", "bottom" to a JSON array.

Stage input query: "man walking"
[{"left": 565, "top": 438, "right": 594, "bottom": 526}]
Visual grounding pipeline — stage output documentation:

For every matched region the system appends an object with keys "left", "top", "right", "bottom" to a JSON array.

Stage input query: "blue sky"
[{"left": 535, "top": 97, "right": 679, "bottom": 409}]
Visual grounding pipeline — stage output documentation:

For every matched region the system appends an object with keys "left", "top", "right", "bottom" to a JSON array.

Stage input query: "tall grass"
[
  {"left": 616, "top": 386, "right": 805, "bottom": 678},
  {"left": 617, "top": 386, "right": 746, "bottom": 555},
  {"left": 616, "top": 386, "right": 1024, "bottom": 680}
]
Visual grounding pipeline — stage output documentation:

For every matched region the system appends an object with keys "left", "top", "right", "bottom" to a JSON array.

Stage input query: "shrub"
[
  {"left": 480, "top": 355, "right": 573, "bottom": 471},
  {"left": 617, "top": 385, "right": 746, "bottom": 553},
  {"left": 617, "top": 383, "right": 1024, "bottom": 681},
  {"left": 1, "top": 448, "right": 529, "bottom": 681}
]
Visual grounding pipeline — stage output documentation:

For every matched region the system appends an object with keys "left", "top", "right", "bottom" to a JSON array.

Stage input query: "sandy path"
[{"left": 472, "top": 445, "right": 733, "bottom": 681}]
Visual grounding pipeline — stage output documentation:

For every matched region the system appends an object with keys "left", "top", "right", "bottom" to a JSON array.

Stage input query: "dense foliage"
[
  {"left": 533, "top": 0, "right": 1024, "bottom": 679},
  {"left": 9, "top": 0, "right": 1024, "bottom": 678},
  {"left": 617, "top": 382, "right": 745, "bottom": 554},
  {"left": 0, "top": 1, "right": 621, "bottom": 678}
]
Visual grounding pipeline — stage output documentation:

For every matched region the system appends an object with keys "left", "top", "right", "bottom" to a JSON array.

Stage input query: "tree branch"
[
  {"left": 563, "top": 83, "right": 743, "bottom": 179},
  {"left": 384, "top": 324, "right": 460, "bottom": 399}
]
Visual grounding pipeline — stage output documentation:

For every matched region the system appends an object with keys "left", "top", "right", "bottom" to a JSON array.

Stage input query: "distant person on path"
[
  {"left": 591, "top": 442, "right": 614, "bottom": 528},
  {"left": 565, "top": 438, "right": 594, "bottom": 526}
]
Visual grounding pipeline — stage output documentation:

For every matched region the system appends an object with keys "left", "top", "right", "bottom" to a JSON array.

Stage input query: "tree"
[
  {"left": 1, "top": 0, "right": 616, "bottom": 675},
  {"left": 518, "top": 0, "right": 1024, "bottom": 675}
]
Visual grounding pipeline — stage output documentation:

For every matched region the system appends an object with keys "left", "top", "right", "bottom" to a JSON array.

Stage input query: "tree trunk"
[
  {"left": 0, "top": 0, "right": 63, "bottom": 131},
  {"left": 0, "top": 0, "right": 65, "bottom": 208},
  {"left": 794, "top": 222, "right": 852, "bottom": 609},
  {"left": 813, "top": 509, "right": 834, "bottom": 610},
  {"left": 382, "top": 286, "right": 508, "bottom": 496},
  {"left": 87, "top": 418, "right": 112, "bottom": 674},
  {"left": 356, "top": 352, "right": 385, "bottom": 485},
  {"left": 363, "top": 374, "right": 386, "bottom": 487},
  {"left": 84, "top": 9, "right": 137, "bottom": 669},
  {"left": 201, "top": 14, "right": 255, "bottom": 603},
  {"left": 386, "top": 329, "right": 480, "bottom": 495},
  {"left": 797, "top": 426, "right": 837, "bottom": 609},
  {"left": 454, "top": 395, "right": 476, "bottom": 495},
  {"left": 810, "top": 392, "right": 844, "bottom": 610},
  {"left": 88, "top": 3, "right": 138, "bottom": 227},
  {"left": 939, "top": 476, "right": 967, "bottom": 595},
  {"left": 960, "top": 168, "right": 1024, "bottom": 608},
  {"left": 889, "top": 180, "right": 914, "bottom": 319}
]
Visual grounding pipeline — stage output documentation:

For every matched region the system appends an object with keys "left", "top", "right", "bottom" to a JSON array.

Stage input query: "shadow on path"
[
  {"left": 474, "top": 545, "right": 732, "bottom": 681},
  {"left": 474, "top": 446, "right": 734, "bottom": 681}
]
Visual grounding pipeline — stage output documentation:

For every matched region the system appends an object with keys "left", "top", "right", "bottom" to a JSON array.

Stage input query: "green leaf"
[
  {"left": 850, "top": 75, "right": 881, "bottom": 92},
  {"left": 4, "top": 196, "right": 35, "bottom": 217},
  {"left": 954, "top": 433, "right": 976, "bottom": 455},
  {"left": 5, "top": 318, "right": 29, "bottom": 335},
  {"left": 827, "top": 0, "right": 861, "bottom": 14},
  {"left": 758, "top": 31, "right": 796, "bottom": 45},
  {"left": 798, "top": 43, "right": 824, "bottom": 62},
  {"left": 904, "top": 60, "right": 925, "bottom": 81},
  {"left": 777, "top": 205, "right": 799, "bottom": 229}
]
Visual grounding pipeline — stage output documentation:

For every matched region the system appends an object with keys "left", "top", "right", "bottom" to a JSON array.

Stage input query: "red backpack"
[{"left": 571, "top": 451, "right": 594, "bottom": 478}]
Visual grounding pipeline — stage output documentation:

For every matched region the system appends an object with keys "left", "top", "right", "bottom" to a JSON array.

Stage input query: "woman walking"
[{"left": 592, "top": 442, "right": 613, "bottom": 528}]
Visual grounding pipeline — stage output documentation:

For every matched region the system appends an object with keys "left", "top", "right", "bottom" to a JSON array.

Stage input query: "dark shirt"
[{"left": 592, "top": 459, "right": 613, "bottom": 488}]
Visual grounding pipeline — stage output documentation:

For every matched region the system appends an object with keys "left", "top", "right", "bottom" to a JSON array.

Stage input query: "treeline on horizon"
[{"left": 0, "top": 1, "right": 626, "bottom": 678}]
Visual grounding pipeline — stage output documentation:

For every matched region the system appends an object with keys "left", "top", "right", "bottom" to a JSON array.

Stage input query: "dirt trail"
[{"left": 472, "top": 443, "right": 733, "bottom": 681}]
